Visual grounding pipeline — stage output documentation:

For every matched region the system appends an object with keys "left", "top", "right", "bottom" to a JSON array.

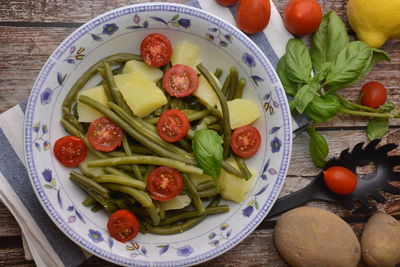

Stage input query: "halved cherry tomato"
[
  {"left": 54, "top": 136, "right": 87, "bottom": 167},
  {"left": 147, "top": 167, "right": 183, "bottom": 201},
  {"left": 87, "top": 117, "right": 123, "bottom": 152},
  {"left": 323, "top": 166, "right": 357, "bottom": 195},
  {"left": 360, "top": 81, "right": 387, "bottom": 109},
  {"left": 230, "top": 125, "right": 261, "bottom": 158},
  {"left": 162, "top": 64, "right": 199, "bottom": 98},
  {"left": 215, "top": 0, "right": 238, "bottom": 6},
  {"left": 140, "top": 33, "right": 172, "bottom": 67},
  {"left": 284, "top": 0, "right": 322, "bottom": 36},
  {"left": 107, "top": 209, "right": 140, "bottom": 243},
  {"left": 236, "top": 0, "right": 271, "bottom": 34},
  {"left": 157, "top": 109, "right": 189, "bottom": 143}
]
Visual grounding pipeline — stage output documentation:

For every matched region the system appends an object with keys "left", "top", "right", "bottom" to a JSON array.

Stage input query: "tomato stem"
[{"left": 339, "top": 108, "right": 396, "bottom": 118}]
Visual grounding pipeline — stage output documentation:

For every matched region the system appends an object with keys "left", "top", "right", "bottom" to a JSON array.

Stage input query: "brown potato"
[
  {"left": 361, "top": 212, "right": 400, "bottom": 267},
  {"left": 274, "top": 207, "right": 360, "bottom": 267}
]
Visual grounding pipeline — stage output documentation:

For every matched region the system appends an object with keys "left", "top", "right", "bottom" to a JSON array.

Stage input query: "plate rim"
[{"left": 23, "top": 2, "right": 293, "bottom": 266}]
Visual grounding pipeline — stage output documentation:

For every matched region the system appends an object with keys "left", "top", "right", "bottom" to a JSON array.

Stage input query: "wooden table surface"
[{"left": 1, "top": 0, "right": 399, "bottom": 266}]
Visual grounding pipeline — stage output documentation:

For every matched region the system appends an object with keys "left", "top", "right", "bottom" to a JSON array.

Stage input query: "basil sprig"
[
  {"left": 277, "top": 11, "right": 396, "bottom": 167},
  {"left": 192, "top": 129, "right": 223, "bottom": 179}
]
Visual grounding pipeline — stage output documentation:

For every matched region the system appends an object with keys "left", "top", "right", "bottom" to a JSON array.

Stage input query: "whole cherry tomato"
[
  {"left": 284, "top": 0, "right": 322, "bottom": 36},
  {"left": 236, "top": 0, "right": 271, "bottom": 34},
  {"left": 323, "top": 166, "right": 357, "bottom": 195},
  {"left": 215, "top": 0, "right": 238, "bottom": 6},
  {"left": 360, "top": 81, "right": 387, "bottom": 109}
]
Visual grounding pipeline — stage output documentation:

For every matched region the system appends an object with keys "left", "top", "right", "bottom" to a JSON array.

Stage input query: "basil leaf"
[
  {"left": 311, "top": 11, "right": 348, "bottom": 73},
  {"left": 285, "top": 38, "right": 312, "bottom": 83},
  {"left": 304, "top": 94, "right": 341, "bottom": 122},
  {"left": 367, "top": 118, "right": 389, "bottom": 141},
  {"left": 307, "top": 126, "right": 329, "bottom": 168},
  {"left": 326, "top": 41, "right": 372, "bottom": 88},
  {"left": 192, "top": 129, "right": 223, "bottom": 179},
  {"left": 353, "top": 48, "right": 390, "bottom": 84},
  {"left": 379, "top": 101, "right": 395, "bottom": 112},
  {"left": 293, "top": 82, "right": 318, "bottom": 113},
  {"left": 277, "top": 55, "right": 299, "bottom": 96}
]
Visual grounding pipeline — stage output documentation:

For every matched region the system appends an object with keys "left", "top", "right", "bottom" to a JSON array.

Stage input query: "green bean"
[
  {"left": 208, "top": 124, "right": 223, "bottom": 133},
  {"left": 79, "top": 95, "right": 193, "bottom": 163},
  {"left": 197, "top": 63, "right": 231, "bottom": 159},
  {"left": 206, "top": 104, "right": 222, "bottom": 119},
  {"left": 155, "top": 202, "right": 165, "bottom": 221},
  {"left": 103, "top": 184, "right": 153, "bottom": 208},
  {"left": 233, "top": 78, "right": 246, "bottom": 99},
  {"left": 87, "top": 156, "right": 203, "bottom": 175},
  {"left": 82, "top": 196, "right": 97, "bottom": 207},
  {"left": 199, "top": 188, "right": 219, "bottom": 198},
  {"left": 214, "top": 68, "right": 223, "bottom": 79},
  {"left": 222, "top": 160, "right": 243, "bottom": 177},
  {"left": 182, "top": 173, "right": 205, "bottom": 214},
  {"left": 170, "top": 98, "right": 184, "bottom": 110},
  {"left": 177, "top": 138, "right": 192, "bottom": 152},
  {"left": 181, "top": 109, "right": 197, "bottom": 115},
  {"left": 70, "top": 175, "right": 107, "bottom": 204},
  {"left": 79, "top": 162, "right": 101, "bottom": 178},
  {"left": 97, "top": 68, "right": 113, "bottom": 101},
  {"left": 117, "top": 198, "right": 129, "bottom": 210},
  {"left": 147, "top": 205, "right": 161, "bottom": 225},
  {"left": 103, "top": 200, "right": 119, "bottom": 213},
  {"left": 187, "top": 129, "right": 195, "bottom": 140},
  {"left": 94, "top": 174, "right": 146, "bottom": 190},
  {"left": 129, "top": 145, "right": 153, "bottom": 155},
  {"left": 146, "top": 109, "right": 210, "bottom": 124},
  {"left": 62, "top": 112, "right": 85, "bottom": 133},
  {"left": 221, "top": 74, "right": 231, "bottom": 96},
  {"left": 122, "top": 134, "right": 143, "bottom": 180},
  {"left": 107, "top": 102, "right": 194, "bottom": 162},
  {"left": 91, "top": 203, "right": 102, "bottom": 212},
  {"left": 62, "top": 53, "right": 140, "bottom": 118},
  {"left": 103, "top": 167, "right": 130, "bottom": 178},
  {"left": 159, "top": 205, "right": 229, "bottom": 225},
  {"left": 144, "top": 165, "right": 155, "bottom": 182},
  {"left": 234, "top": 155, "right": 252, "bottom": 180},
  {"left": 195, "top": 116, "right": 219, "bottom": 131},
  {"left": 227, "top": 67, "right": 238, "bottom": 101},
  {"left": 70, "top": 171, "right": 109, "bottom": 198},
  {"left": 142, "top": 195, "right": 222, "bottom": 233},
  {"left": 196, "top": 180, "right": 215, "bottom": 192}
]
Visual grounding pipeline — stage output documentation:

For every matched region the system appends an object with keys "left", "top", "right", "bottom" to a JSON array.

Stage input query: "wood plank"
[
  {"left": 0, "top": 0, "right": 185, "bottom": 23},
  {"left": 0, "top": 247, "right": 35, "bottom": 267},
  {"left": 0, "top": 202, "right": 21, "bottom": 237}
]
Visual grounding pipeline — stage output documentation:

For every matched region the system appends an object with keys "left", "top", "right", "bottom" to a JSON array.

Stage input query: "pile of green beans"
[{"left": 61, "top": 53, "right": 255, "bottom": 235}]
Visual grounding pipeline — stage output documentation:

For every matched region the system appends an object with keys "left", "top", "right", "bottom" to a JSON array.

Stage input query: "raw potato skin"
[
  {"left": 274, "top": 207, "right": 361, "bottom": 267},
  {"left": 361, "top": 212, "right": 400, "bottom": 267}
]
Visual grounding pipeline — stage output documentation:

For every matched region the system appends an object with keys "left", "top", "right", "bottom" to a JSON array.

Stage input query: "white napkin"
[{"left": 0, "top": 1, "right": 304, "bottom": 266}]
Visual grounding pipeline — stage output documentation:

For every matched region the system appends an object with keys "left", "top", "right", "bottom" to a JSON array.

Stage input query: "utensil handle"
[{"left": 265, "top": 181, "right": 316, "bottom": 219}]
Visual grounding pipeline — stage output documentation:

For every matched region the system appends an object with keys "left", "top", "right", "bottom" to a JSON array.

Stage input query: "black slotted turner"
[{"left": 266, "top": 139, "right": 400, "bottom": 219}]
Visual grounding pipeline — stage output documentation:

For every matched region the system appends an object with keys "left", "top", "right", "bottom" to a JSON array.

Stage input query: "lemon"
[{"left": 347, "top": 0, "right": 400, "bottom": 47}]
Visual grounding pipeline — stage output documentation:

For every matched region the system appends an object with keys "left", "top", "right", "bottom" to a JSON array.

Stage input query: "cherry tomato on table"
[
  {"left": 54, "top": 136, "right": 87, "bottom": 167},
  {"left": 235, "top": 0, "right": 271, "bottom": 34},
  {"left": 323, "top": 166, "right": 357, "bottom": 195},
  {"left": 87, "top": 117, "right": 123, "bottom": 152},
  {"left": 157, "top": 109, "right": 189, "bottom": 143},
  {"left": 107, "top": 209, "right": 140, "bottom": 243},
  {"left": 147, "top": 166, "right": 183, "bottom": 201},
  {"left": 140, "top": 33, "right": 172, "bottom": 67},
  {"left": 162, "top": 64, "right": 199, "bottom": 98},
  {"left": 215, "top": 0, "right": 238, "bottom": 6},
  {"left": 230, "top": 125, "right": 261, "bottom": 158},
  {"left": 360, "top": 81, "right": 387, "bottom": 109},
  {"left": 284, "top": 0, "right": 322, "bottom": 36}
]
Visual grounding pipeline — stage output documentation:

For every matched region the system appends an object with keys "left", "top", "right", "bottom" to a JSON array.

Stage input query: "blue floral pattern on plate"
[{"left": 24, "top": 3, "right": 292, "bottom": 266}]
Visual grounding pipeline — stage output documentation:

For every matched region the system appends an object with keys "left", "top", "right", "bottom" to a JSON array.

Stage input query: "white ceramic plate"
[{"left": 24, "top": 3, "right": 292, "bottom": 266}]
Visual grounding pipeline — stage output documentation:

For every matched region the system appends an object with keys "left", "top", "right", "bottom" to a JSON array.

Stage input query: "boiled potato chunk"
[
  {"left": 171, "top": 41, "right": 201, "bottom": 70},
  {"left": 159, "top": 195, "right": 191, "bottom": 211},
  {"left": 217, "top": 158, "right": 256, "bottom": 203},
  {"left": 77, "top": 85, "right": 108, "bottom": 122},
  {"left": 114, "top": 73, "right": 167, "bottom": 118},
  {"left": 122, "top": 60, "right": 163, "bottom": 83},
  {"left": 227, "top": 99, "right": 260, "bottom": 129},
  {"left": 193, "top": 74, "right": 220, "bottom": 107}
]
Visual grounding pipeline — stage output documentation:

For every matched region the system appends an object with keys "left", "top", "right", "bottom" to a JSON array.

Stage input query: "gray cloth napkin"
[{"left": 0, "top": 1, "right": 307, "bottom": 266}]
